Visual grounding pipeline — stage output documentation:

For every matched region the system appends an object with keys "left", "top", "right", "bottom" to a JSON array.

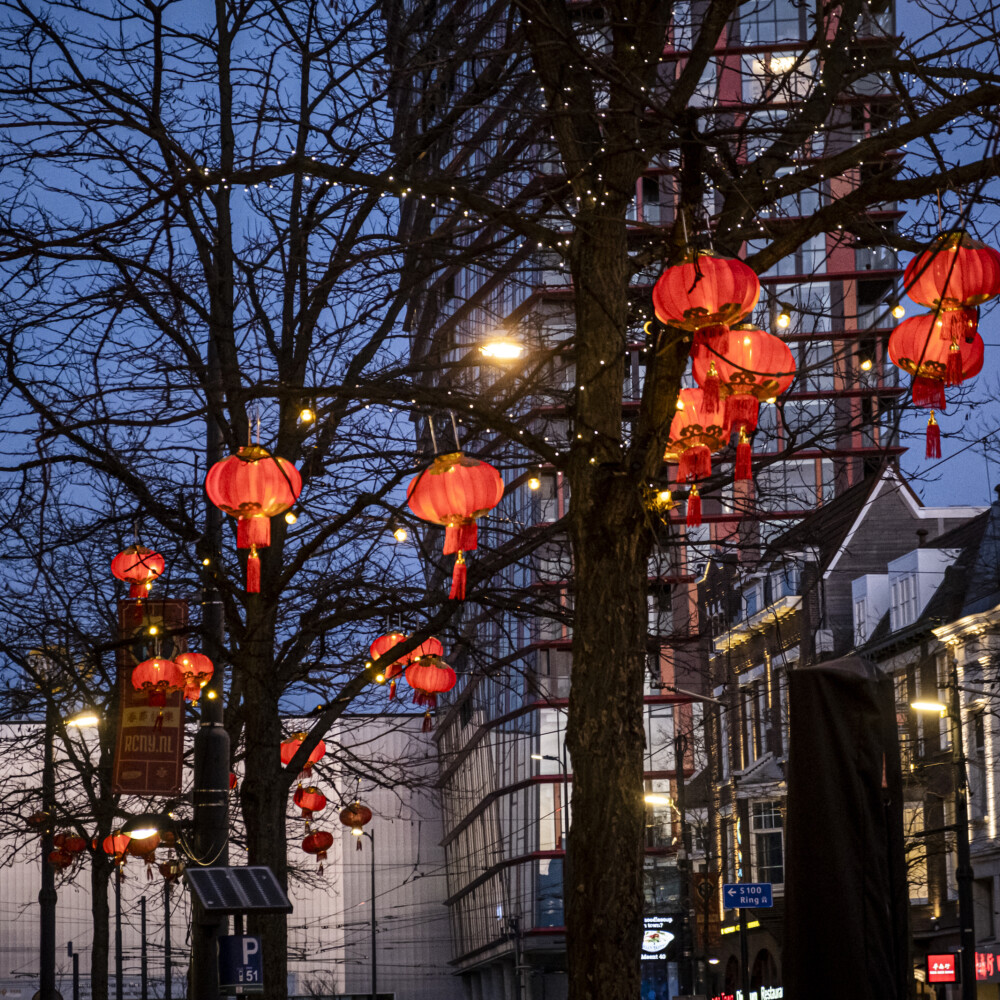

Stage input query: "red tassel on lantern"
[
  {"left": 449, "top": 552, "right": 467, "bottom": 601},
  {"left": 388, "top": 679, "right": 397, "bottom": 701},
  {"left": 912, "top": 376, "right": 947, "bottom": 410},
  {"left": 356, "top": 837, "right": 363, "bottom": 852},
  {"left": 701, "top": 363, "right": 721, "bottom": 414},
  {"left": 686, "top": 485, "right": 702, "bottom": 528},
  {"left": 422, "top": 710, "right": 433, "bottom": 733},
  {"left": 926, "top": 411, "right": 942, "bottom": 458},
  {"left": 246, "top": 547, "right": 260, "bottom": 593},
  {"left": 946, "top": 341, "right": 964, "bottom": 386},
  {"left": 726, "top": 394, "right": 760, "bottom": 434},
  {"left": 735, "top": 430, "right": 753, "bottom": 481}
]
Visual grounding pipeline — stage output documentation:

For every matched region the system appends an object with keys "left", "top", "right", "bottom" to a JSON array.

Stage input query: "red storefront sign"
[
  {"left": 112, "top": 599, "right": 187, "bottom": 795},
  {"left": 928, "top": 954, "right": 957, "bottom": 983},
  {"left": 976, "top": 949, "right": 1000, "bottom": 982}
]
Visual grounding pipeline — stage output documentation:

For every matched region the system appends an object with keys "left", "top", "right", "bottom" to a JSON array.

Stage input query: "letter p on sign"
[{"left": 242, "top": 937, "right": 259, "bottom": 966}]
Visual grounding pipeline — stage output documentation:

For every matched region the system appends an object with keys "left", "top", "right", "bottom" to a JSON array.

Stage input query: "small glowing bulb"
[
  {"left": 375, "top": 673, "right": 386, "bottom": 684},
  {"left": 284, "top": 511, "right": 298, "bottom": 524},
  {"left": 657, "top": 489, "right": 672, "bottom": 505},
  {"left": 776, "top": 311, "right": 791, "bottom": 329},
  {"left": 743, "top": 335, "right": 752, "bottom": 346},
  {"left": 765, "top": 396, "right": 777, "bottom": 404},
  {"left": 202, "top": 557, "right": 211, "bottom": 566},
  {"left": 352, "top": 826, "right": 363, "bottom": 838},
  {"left": 393, "top": 526, "right": 408, "bottom": 542},
  {"left": 860, "top": 359, "right": 873, "bottom": 372},
  {"left": 528, "top": 476, "right": 541, "bottom": 490},
  {"left": 676, "top": 398, "right": 685, "bottom": 410},
  {"left": 299, "top": 406, "right": 315, "bottom": 423},
  {"left": 148, "top": 626, "right": 158, "bottom": 635},
  {"left": 892, "top": 303, "right": 905, "bottom": 319}
]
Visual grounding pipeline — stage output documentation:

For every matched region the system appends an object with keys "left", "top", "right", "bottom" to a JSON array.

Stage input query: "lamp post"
[
  {"left": 353, "top": 826, "right": 377, "bottom": 1000},
  {"left": 912, "top": 662, "right": 976, "bottom": 1000},
  {"left": 39, "top": 709, "right": 101, "bottom": 1000}
]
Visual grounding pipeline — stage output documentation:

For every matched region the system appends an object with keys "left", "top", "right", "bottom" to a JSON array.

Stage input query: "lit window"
[{"left": 751, "top": 801, "right": 784, "bottom": 885}]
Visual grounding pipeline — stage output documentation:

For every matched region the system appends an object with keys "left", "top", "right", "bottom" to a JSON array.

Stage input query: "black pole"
[
  {"left": 164, "top": 881, "right": 171, "bottom": 1000},
  {"left": 141, "top": 895, "right": 148, "bottom": 1000},
  {"left": 72, "top": 950, "right": 79, "bottom": 1000},
  {"left": 739, "top": 907, "right": 750, "bottom": 1000},
  {"left": 115, "top": 871, "right": 123, "bottom": 1000},
  {"left": 190, "top": 693, "right": 231, "bottom": 1000},
  {"left": 675, "top": 731, "right": 694, "bottom": 997},
  {"left": 369, "top": 828, "right": 377, "bottom": 1000},
  {"left": 951, "top": 664, "right": 976, "bottom": 1000},
  {"left": 39, "top": 702, "right": 57, "bottom": 1000}
]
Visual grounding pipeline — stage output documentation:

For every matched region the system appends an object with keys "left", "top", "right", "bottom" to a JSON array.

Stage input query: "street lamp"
[
  {"left": 912, "top": 664, "right": 976, "bottom": 1000},
  {"left": 39, "top": 708, "right": 101, "bottom": 1000},
  {"left": 354, "top": 827, "right": 377, "bottom": 1000},
  {"left": 479, "top": 336, "right": 523, "bottom": 360}
]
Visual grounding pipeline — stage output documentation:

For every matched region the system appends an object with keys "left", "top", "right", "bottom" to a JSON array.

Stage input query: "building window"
[
  {"left": 751, "top": 801, "right": 784, "bottom": 885},
  {"left": 890, "top": 573, "right": 918, "bottom": 630}
]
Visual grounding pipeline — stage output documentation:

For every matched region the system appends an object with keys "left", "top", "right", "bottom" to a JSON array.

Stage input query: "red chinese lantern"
[
  {"left": 102, "top": 832, "right": 131, "bottom": 875},
  {"left": 128, "top": 833, "right": 160, "bottom": 881},
  {"left": 183, "top": 682, "right": 203, "bottom": 704},
  {"left": 692, "top": 324, "right": 796, "bottom": 482},
  {"left": 26, "top": 810, "right": 49, "bottom": 830},
  {"left": 131, "top": 657, "right": 185, "bottom": 710},
  {"left": 205, "top": 445, "right": 302, "bottom": 593},
  {"left": 664, "top": 388, "right": 729, "bottom": 528},
  {"left": 888, "top": 312, "right": 985, "bottom": 457},
  {"left": 652, "top": 250, "right": 760, "bottom": 352},
  {"left": 53, "top": 833, "right": 87, "bottom": 854},
  {"left": 48, "top": 849, "right": 75, "bottom": 871},
  {"left": 302, "top": 830, "right": 334, "bottom": 871},
  {"left": 339, "top": 800, "right": 373, "bottom": 851},
  {"left": 406, "top": 452, "right": 504, "bottom": 600},
  {"left": 175, "top": 652, "right": 214, "bottom": 689},
  {"left": 280, "top": 732, "right": 326, "bottom": 775},
  {"left": 159, "top": 858, "right": 183, "bottom": 883},
  {"left": 293, "top": 785, "right": 328, "bottom": 819},
  {"left": 905, "top": 231, "right": 1000, "bottom": 315},
  {"left": 405, "top": 656, "right": 457, "bottom": 732},
  {"left": 229, "top": 772, "right": 238, "bottom": 791},
  {"left": 370, "top": 631, "right": 408, "bottom": 700},
  {"left": 111, "top": 545, "right": 166, "bottom": 599}
]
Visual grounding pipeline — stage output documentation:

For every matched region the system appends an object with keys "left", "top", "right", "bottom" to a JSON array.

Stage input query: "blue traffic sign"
[
  {"left": 219, "top": 935, "right": 263, "bottom": 995},
  {"left": 723, "top": 882, "right": 773, "bottom": 909}
]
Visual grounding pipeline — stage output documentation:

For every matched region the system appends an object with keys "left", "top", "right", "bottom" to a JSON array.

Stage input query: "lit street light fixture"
[
  {"left": 479, "top": 337, "right": 523, "bottom": 360},
  {"left": 912, "top": 664, "right": 976, "bottom": 1000}
]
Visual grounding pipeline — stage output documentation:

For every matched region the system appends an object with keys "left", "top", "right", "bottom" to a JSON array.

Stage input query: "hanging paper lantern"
[
  {"left": 111, "top": 545, "right": 166, "bottom": 599},
  {"left": 652, "top": 250, "right": 760, "bottom": 353},
  {"left": 48, "top": 849, "right": 75, "bottom": 871},
  {"left": 302, "top": 830, "right": 334, "bottom": 871},
  {"left": 131, "top": 658, "right": 185, "bottom": 709},
  {"left": 127, "top": 833, "right": 160, "bottom": 881},
  {"left": 293, "top": 785, "right": 328, "bottom": 819},
  {"left": 663, "top": 388, "right": 728, "bottom": 528},
  {"left": 406, "top": 452, "right": 504, "bottom": 600},
  {"left": 904, "top": 231, "right": 1000, "bottom": 315},
  {"left": 280, "top": 732, "right": 326, "bottom": 774},
  {"left": 405, "top": 656, "right": 457, "bottom": 732},
  {"left": 175, "top": 652, "right": 214, "bottom": 688},
  {"left": 370, "top": 631, "right": 408, "bottom": 700},
  {"left": 53, "top": 833, "right": 87, "bottom": 855},
  {"left": 26, "top": 810, "right": 49, "bottom": 831},
  {"left": 888, "top": 312, "right": 984, "bottom": 456},
  {"left": 691, "top": 324, "right": 796, "bottom": 431},
  {"left": 102, "top": 832, "right": 131, "bottom": 875},
  {"left": 159, "top": 858, "right": 183, "bottom": 883},
  {"left": 339, "top": 800, "right": 373, "bottom": 851},
  {"left": 205, "top": 445, "right": 302, "bottom": 593},
  {"left": 183, "top": 682, "right": 203, "bottom": 704}
]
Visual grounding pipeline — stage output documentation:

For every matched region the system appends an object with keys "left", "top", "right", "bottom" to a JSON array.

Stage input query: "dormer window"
[{"left": 890, "top": 572, "right": 918, "bottom": 630}]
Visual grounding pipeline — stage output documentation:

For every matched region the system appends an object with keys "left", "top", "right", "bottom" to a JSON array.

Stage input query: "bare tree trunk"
[
  {"left": 90, "top": 856, "right": 110, "bottom": 1000},
  {"left": 565, "top": 212, "right": 652, "bottom": 1000}
]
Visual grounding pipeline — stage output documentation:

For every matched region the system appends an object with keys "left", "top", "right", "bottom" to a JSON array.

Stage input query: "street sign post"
[
  {"left": 218, "top": 935, "right": 263, "bottom": 995},
  {"left": 723, "top": 882, "right": 773, "bottom": 909}
]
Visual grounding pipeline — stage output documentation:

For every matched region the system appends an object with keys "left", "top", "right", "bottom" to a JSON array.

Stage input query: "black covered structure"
[{"left": 783, "top": 655, "right": 910, "bottom": 1000}]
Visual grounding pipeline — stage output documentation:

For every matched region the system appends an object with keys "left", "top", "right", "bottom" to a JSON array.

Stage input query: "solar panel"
[{"left": 185, "top": 866, "right": 293, "bottom": 914}]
